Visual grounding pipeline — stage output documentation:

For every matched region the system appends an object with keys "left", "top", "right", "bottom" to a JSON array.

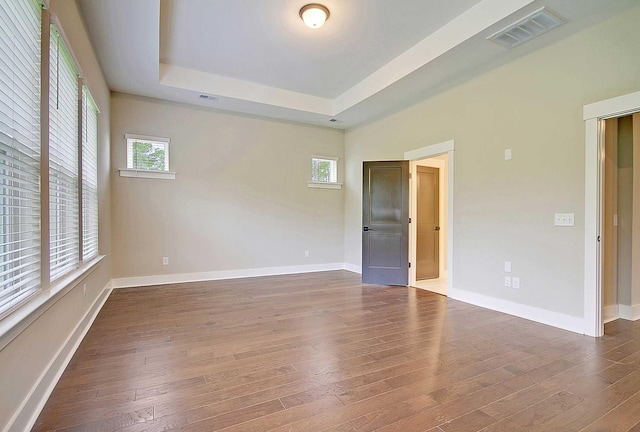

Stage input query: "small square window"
[
  {"left": 309, "top": 155, "right": 342, "bottom": 189},
  {"left": 311, "top": 156, "right": 337, "bottom": 183},
  {"left": 126, "top": 134, "right": 170, "bottom": 171}
]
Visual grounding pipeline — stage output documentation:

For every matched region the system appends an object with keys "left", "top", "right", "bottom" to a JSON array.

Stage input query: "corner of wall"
[{"left": 5, "top": 283, "right": 112, "bottom": 432}]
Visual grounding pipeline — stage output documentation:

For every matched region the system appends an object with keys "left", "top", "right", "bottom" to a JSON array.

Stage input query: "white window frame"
[
  {"left": 120, "top": 133, "right": 176, "bottom": 180},
  {"left": 308, "top": 155, "right": 342, "bottom": 190}
]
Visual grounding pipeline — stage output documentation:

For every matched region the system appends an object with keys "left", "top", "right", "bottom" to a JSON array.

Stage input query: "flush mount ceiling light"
[{"left": 299, "top": 4, "right": 330, "bottom": 29}]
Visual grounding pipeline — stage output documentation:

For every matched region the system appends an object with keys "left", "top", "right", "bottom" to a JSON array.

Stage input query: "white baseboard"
[
  {"left": 112, "top": 263, "right": 351, "bottom": 289},
  {"left": 344, "top": 263, "right": 362, "bottom": 274},
  {"left": 448, "top": 288, "right": 585, "bottom": 335},
  {"left": 6, "top": 283, "right": 112, "bottom": 432},
  {"left": 619, "top": 303, "right": 640, "bottom": 321},
  {"left": 603, "top": 304, "right": 620, "bottom": 324}
]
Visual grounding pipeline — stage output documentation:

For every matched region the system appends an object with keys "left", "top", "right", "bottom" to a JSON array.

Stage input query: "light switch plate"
[
  {"left": 554, "top": 213, "right": 575, "bottom": 227},
  {"left": 512, "top": 277, "right": 520, "bottom": 289},
  {"left": 505, "top": 149, "right": 512, "bottom": 160},
  {"left": 504, "top": 261, "right": 512, "bottom": 273}
]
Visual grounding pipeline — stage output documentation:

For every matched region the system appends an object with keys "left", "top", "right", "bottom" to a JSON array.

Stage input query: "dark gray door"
[{"left": 362, "top": 161, "right": 409, "bottom": 285}]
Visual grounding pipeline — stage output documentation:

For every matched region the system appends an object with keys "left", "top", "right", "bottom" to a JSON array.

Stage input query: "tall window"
[
  {"left": 0, "top": 0, "right": 42, "bottom": 316},
  {"left": 81, "top": 88, "right": 98, "bottom": 260},
  {"left": 49, "top": 25, "right": 79, "bottom": 281}
]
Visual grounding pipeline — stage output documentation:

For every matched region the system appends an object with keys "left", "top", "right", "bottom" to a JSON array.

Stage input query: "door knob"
[
  {"left": 435, "top": 226, "right": 440, "bottom": 231},
  {"left": 363, "top": 227, "right": 370, "bottom": 231}
]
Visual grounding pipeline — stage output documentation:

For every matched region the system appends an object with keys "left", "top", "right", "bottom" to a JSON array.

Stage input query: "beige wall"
[
  {"left": 617, "top": 116, "right": 633, "bottom": 307},
  {"left": 633, "top": 114, "right": 640, "bottom": 307},
  {"left": 0, "top": 0, "right": 112, "bottom": 430},
  {"left": 111, "top": 93, "right": 345, "bottom": 279},
  {"left": 344, "top": 4, "right": 640, "bottom": 318},
  {"left": 603, "top": 118, "right": 618, "bottom": 309}
]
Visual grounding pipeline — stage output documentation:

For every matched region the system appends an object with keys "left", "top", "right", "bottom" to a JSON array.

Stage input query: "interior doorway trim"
[
  {"left": 404, "top": 140, "right": 455, "bottom": 295},
  {"left": 584, "top": 90, "right": 640, "bottom": 337}
]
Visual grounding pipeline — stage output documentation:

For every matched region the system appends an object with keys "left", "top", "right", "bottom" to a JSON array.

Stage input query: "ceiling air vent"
[
  {"left": 199, "top": 94, "right": 218, "bottom": 101},
  {"left": 329, "top": 118, "right": 344, "bottom": 124},
  {"left": 488, "top": 7, "right": 566, "bottom": 49}
]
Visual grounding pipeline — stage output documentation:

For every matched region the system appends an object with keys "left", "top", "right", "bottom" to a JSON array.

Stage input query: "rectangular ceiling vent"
[
  {"left": 488, "top": 7, "right": 566, "bottom": 49},
  {"left": 199, "top": 94, "right": 218, "bottom": 101}
]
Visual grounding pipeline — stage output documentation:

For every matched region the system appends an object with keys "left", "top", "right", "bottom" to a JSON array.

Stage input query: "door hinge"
[
  {"left": 408, "top": 262, "right": 411, "bottom": 268},
  {"left": 409, "top": 217, "right": 411, "bottom": 223}
]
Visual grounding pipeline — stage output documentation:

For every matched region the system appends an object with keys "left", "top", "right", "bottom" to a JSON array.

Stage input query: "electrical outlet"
[
  {"left": 162, "top": 257, "right": 169, "bottom": 266},
  {"left": 505, "top": 149, "right": 512, "bottom": 160},
  {"left": 512, "top": 277, "right": 520, "bottom": 289},
  {"left": 504, "top": 261, "right": 512, "bottom": 273},
  {"left": 304, "top": 250, "right": 310, "bottom": 258},
  {"left": 554, "top": 213, "right": 575, "bottom": 227},
  {"left": 504, "top": 276, "right": 511, "bottom": 287},
  {"left": 83, "top": 283, "right": 87, "bottom": 298}
]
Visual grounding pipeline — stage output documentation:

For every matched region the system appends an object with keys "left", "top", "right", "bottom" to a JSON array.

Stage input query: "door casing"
[
  {"left": 405, "top": 140, "right": 455, "bottom": 293},
  {"left": 584, "top": 90, "right": 640, "bottom": 337}
]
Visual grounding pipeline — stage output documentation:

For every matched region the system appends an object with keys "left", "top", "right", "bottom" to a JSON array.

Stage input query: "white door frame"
[
  {"left": 583, "top": 90, "right": 640, "bottom": 337},
  {"left": 404, "top": 140, "right": 455, "bottom": 295}
]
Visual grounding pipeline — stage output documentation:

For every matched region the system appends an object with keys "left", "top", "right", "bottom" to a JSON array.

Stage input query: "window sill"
[
  {"left": 308, "top": 181, "right": 343, "bottom": 190},
  {"left": 0, "top": 255, "right": 105, "bottom": 351},
  {"left": 119, "top": 169, "right": 176, "bottom": 180}
]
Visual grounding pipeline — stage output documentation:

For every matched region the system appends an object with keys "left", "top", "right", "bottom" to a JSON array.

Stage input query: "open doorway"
[
  {"left": 602, "top": 114, "right": 639, "bottom": 326},
  {"left": 410, "top": 155, "right": 448, "bottom": 295},
  {"left": 584, "top": 90, "right": 640, "bottom": 337},
  {"left": 404, "top": 140, "right": 455, "bottom": 296}
]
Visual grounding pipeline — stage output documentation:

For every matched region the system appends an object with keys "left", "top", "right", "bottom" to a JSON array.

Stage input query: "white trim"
[
  {"left": 584, "top": 117, "right": 602, "bottom": 337},
  {"left": 344, "top": 263, "right": 362, "bottom": 274},
  {"left": 5, "top": 282, "right": 112, "bottom": 432},
  {"left": 583, "top": 90, "right": 640, "bottom": 337},
  {"left": 112, "top": 263, "right": 347, "bottom": 289},
  {"left": 312, "top": 155, "right": 339, "bottom": 162},
  {"left": 448, "top": 288, "right": 585, "bottom": 334},
  {"left": 0, "top": 256, "right": 105, "bottom": 351},
  {"left": 404, "top": 140, "right": 455, "bottom": 161},
  {"left": 603, "top": 304, "right": 619, "bottom": 324},
  {"left": 404, "top": 140, "right": 455, "bottom": 296},
  {"left": 584, "top": 90, "right": 640, "bottom": 121},
  {"left": 619, "top": 304, "right": 640, "bottom": 321},
  {"left": 124, "top": 133, "right": 170, "bottom": 143},
  {"left": 119, "top": 169, "right": 177, "bottom": 180},
  {"left": 307, "top": 181, "right": 342, "bottom": 189}
]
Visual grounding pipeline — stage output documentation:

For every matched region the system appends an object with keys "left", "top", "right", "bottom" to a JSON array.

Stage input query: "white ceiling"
[{"left": 78, "top": 0, "right": 636, "bottom": 129}]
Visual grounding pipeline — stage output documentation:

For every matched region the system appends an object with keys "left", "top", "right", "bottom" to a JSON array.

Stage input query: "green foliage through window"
[
  {"left": 312, "top": 157, "right": 337, "bottom": 183},
  {"left": 128, "top": 139, "right": 168, "bottom": 171}
]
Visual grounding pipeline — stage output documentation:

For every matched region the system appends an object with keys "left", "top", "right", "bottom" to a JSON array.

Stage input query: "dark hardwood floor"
[{"left": 32, "top": 270, "right": 640, "bottom": 431}]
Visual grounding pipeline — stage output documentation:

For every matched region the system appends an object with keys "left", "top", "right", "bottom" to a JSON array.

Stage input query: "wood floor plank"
[{"left": 31, "top": 271, "right": 640, "bottom": 432}]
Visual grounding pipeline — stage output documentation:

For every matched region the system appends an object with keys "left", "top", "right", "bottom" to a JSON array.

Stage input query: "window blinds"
[
  {"left": 49, "top": 25, "right": 79, "bottom": 281},
  {"left": 0, "top": 0, "right": 42, "bottom": 316},
  {"left": 81, "top": 87, "right": 98, "bottom": 260}
]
